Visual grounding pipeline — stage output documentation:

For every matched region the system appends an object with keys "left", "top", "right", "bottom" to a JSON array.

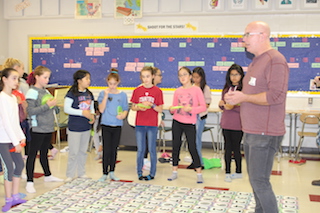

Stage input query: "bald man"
[{"left": 225, "top": 21, "right": 289, "bottom": 213}]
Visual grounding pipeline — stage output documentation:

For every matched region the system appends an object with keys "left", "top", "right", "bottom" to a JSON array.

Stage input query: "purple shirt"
[
  {"left": 240, "top": 49, "right": 289, "bottom": 136},
  {"left": 220, "top": 86, "right": 242, "bottom": 131}
]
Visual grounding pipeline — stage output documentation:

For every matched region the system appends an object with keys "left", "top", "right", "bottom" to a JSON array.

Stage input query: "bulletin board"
[{"left": 30, "top": 35, "right": 320, "bottom": 91}]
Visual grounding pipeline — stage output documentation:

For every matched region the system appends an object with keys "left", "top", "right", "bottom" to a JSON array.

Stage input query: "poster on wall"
[
  {"left": 75, "top": 0, "right": 102, "bottom": 19},
  {"left": 253, "top": 0, "right": 272, "bottom": 10},
  {"left": 230, "top": 0, "right": 247, "bottom": 10},
  {"left": 115, "top": 0, "right": 142, "bottom": 18},
  {"left": 301, "top": 0, "right": 320, "bottom": 9}
]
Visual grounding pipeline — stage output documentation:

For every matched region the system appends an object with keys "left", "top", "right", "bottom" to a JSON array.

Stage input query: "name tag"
[{"left": 249, "top": 77, "right": 256, "bottom": 86}]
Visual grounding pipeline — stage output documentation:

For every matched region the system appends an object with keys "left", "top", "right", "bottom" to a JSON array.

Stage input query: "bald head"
[
  {"left": 243, "top": 21, "right": 272, "bottom": 56},
  {"left": 247, "top": 21, "right": 270, "bottom": 37}
]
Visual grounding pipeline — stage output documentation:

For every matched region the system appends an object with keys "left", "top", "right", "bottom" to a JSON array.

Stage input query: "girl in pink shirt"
[{"left": 167, "top": 67, "right": 206, "bottom": 184}]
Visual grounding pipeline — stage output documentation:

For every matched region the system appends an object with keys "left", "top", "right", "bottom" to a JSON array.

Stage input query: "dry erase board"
[{"left": 30, "top": 35, "right": 320, "bottom": 91}]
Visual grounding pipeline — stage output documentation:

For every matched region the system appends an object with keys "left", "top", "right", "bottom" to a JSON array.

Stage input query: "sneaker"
[
  {"left": 109, "top": 172, "right": 120, "bottom": 181},
  {"left": 231, "top": 173, "right": 242, "bottom": 179},
  {"left": 60, "top": 146, "right": 69, "bottom": 153},
  {"left": 65, "top": 177, "right": 73, "bottom": 182},
  {"left": 312, "top": 179, "right": 320, "bottom": 186},
  {"left": 50, "top": 148, "right": 59, "bottom": 160},
  {"left": 98, "top": 174, "right": 108, "bottom": 182},
  {"left": 26, "top": 182, "right": 36, "bottom": 193},
  {"left": 225, "top": 174, "right": 232, "bottom": 182},
  {"left": 79, "top": 175, "right": 91, "bottom": 179},
  {"left": 44, "top": 175, "right": 64, "bottom": 182}
]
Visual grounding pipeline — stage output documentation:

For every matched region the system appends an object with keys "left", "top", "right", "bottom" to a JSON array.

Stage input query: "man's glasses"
[{"left": 242, "top": 32, "right": 263, "bottom": 38}]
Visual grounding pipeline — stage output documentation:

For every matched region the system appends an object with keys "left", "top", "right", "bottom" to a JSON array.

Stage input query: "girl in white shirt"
[{"left": 0, "top": 68, "right": 26, "bottom": 212}]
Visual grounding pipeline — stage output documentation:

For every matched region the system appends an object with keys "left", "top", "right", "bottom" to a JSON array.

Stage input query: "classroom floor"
[{"left": 1, "top": 142, "right": 319, "bottom": 212}]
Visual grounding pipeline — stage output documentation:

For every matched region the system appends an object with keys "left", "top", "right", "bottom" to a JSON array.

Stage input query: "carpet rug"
[{"left": 8, "top": 179, "right": 299, "bottom": 213}]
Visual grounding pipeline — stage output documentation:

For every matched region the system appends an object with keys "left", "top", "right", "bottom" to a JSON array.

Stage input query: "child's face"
[
  {"left": 230, "top": 69, "right": 241, "bottom": 85},
  {"left": 107, "top": 78, "right": 119, "bottom": 90},
  {"left": 178, "top": 68, "right": 192, "bottom": 85},
  {"left": 140, "top": 70, "right": 153, "bottom": 86},
  {"left": 36, "top": 71, "right": 51, "bottom": 88},
  {"left": 78, "top": 74, "right": 91, "bottom": 90},
  {"left": 192, "top": 72, "right": 201, "bottom": 85},
  {"left": 13, "top": 64, "right": 24, "bottom": 78},
  {"left": 153, "top": 69, "right": 162, "bottom": 86},
  {"left": 3, "top": 71, "right": 19, "bottom": 90}
]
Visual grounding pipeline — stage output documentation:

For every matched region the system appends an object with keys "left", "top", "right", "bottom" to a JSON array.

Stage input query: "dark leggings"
[
  {"left": 171, "top": 119, "right": 201, "bottom": 168},
  {"left": 26, "top": 130, "right": 52, "bottom": 182},
  {"left": 101, "top": 125, "right": 121, "bottom": 175},
  {"left": 223, "top": 129, "right": 243, "bottom": 174}
]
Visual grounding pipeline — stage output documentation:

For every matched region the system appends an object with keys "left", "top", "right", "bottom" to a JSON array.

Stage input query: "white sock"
[
  {"left": 197, "top": 173, "right": 203, "bottom": 184},
  {"left": 168, "top": 171, "right": 178, "bottom": 181}
]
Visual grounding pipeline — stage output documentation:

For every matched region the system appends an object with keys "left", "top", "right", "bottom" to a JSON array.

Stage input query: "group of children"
[{"left": 0, "top": 59, "right": 245, "bottom": 211}]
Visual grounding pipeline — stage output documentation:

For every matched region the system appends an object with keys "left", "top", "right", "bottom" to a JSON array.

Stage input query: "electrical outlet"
[{"left": 308, "top": 98, "right": 313, "bottom": 105}]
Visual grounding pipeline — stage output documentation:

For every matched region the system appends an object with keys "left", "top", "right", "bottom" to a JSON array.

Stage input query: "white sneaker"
[
  {"left": 44, "top": 175, "right": 64, "bottom": 182},
  {"left": 60, "top": 146, "right": 69, "bottom": 153},
  {"left": 231, "top": 173, "right": 242, "bottom": 179},
  {"left": 26, "top": 182, "right": 36, "bottom": 193},
  {"left": 224, "top": 174, "right": 232, "bottom": 182},
  {"left": 65, "top": 177, "right": 73, "bottom": 182},
  {"left": 79, "top": 175, "right": 91, "bottom": 179}
]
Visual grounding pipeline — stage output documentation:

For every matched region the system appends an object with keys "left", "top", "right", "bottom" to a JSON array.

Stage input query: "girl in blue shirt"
[
  {"left": 64, "top": 70, "right": 95, "bottom": 182},
  {"left": 97, "top": 68, "right": 128, "bottom": 181}
]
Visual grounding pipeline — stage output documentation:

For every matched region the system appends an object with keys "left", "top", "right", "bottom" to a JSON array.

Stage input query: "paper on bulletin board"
[
  {"left": 75, "top": 0, "right": 102, "bottom": 19},
  {"left": 134, "top": 22, "right": 198, "bottom": 33},
  {"left": 115, "top": 0, "right": 142, "bottom": 18}
]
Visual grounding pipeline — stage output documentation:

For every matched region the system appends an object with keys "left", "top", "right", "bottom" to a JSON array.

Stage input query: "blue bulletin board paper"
[{"left": 30, "top": 35, "right": 320, "bottom": 92}]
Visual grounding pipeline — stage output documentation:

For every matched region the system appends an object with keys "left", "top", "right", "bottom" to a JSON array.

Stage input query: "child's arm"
[
  {"left": 0, "top": 96, "right": 25, "bottom": 147},
  {"left": 98, "top": 89, "right": 109, "bottom": 113},
  {"left": 64, "top": 97, "right": 92, "bottom": 120}
]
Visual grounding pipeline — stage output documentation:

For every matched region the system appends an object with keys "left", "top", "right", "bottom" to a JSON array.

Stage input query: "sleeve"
[
  {"left": 0, "top": 96, "right": 25, "bottom": 146},
  {"left": 97, "top": 91, "right": 104, "bottom": 104},
  {"left": 190, "top": 87, "right": 206, "bottom": 114},
  {"left": 90, "top": 95, "right": 95, "bottom": 114},
  {"left": 26, "top": 89, "right": 50, "bottom": 116},
  {"left": 204, "top": 85, "right": 212, "bottom": 104},
  {"left": 122, "top": 92, "right": 129, "bottom": 111},
  {"left": 64, "top": 97, "right": 83, "bottom": 116},
  {"left": 266, "top": 57, "right": 289, "bottom": 105},
  {"left": 219, "top": 89, "right": 226, "bottom": 110},
  {"left": 155, "top": 88, "right": 164, "bottom": 106},
  {"left": 171, "top": 89, "right": 179, "bottom": 114},
  {"left": 130, "top": 88, "right": 138, "bottom": 104}
]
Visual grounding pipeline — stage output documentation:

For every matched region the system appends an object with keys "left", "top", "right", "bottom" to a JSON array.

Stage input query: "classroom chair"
[
  {"left": 291, "top": 112, "right": 320, "bottom": 163},
  {"left": 53, "top": 108, "right": 68, "bottom": 150}
]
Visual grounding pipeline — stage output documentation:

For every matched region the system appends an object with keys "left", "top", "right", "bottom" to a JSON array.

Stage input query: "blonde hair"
[{"left": 3, "top": 58, "right": 23, "bottom": 69}]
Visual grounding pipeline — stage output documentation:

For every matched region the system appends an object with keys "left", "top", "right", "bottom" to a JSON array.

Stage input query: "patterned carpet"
[{"left": 8, "top": 179, "right": 299, "bottom": 213}]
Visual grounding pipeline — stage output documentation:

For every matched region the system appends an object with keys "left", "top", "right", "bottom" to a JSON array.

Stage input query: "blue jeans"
[
  {"left": 244, "top": 133, "right": 282, "bottom": 213},
  {"left": 135, "top": 126, "right": 158, "bottom": 177},
  {"left": 196, "top": 115, "right": 206, "bottom": 165}
]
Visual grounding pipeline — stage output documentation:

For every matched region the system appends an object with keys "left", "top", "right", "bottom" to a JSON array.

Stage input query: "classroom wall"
[
  {"left": 2, "top": 0, "right": 320, "bottom": 150},
  {"left": 0, "top": 0, "right": 8, "bottom": 63}
]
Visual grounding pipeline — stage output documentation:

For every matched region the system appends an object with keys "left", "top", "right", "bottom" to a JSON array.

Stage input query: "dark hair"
[
  {"left": 22, "top": 73, "right": 28, "bottom": 81},
  {"left": 223, "top": 64, "right": 245, "bottom": 91},
  {"left": 27, "top": 66, "right": 51, "bottom": 85},
  {"left": 107, "top": 68, "right": 120, "bottom": 82},
  {"left": 69, "top": 69, "right": 93, "bottom": 97},
  {"left": 192, "top": 67, "right": 207, "bottom": 92},
  {"left": 94, "top": 101, "right": 102, "bottom": 132},
  {"left": 0, "top": 68, "right": 18, "bottom": 92}
]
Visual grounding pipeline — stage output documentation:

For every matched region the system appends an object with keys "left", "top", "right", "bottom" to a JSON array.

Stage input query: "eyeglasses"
[
  {"left": 178, "top": 73, "right": 189, "bottom": 78},
  {"left": 242, "top": 32, "right": 263, "bottom": 38},
  {"left": 230, "top": 74, "right": 240, "bottom": 77},
  {"left": 155, "top": 74, "right": 162, "bottom": 77}
]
